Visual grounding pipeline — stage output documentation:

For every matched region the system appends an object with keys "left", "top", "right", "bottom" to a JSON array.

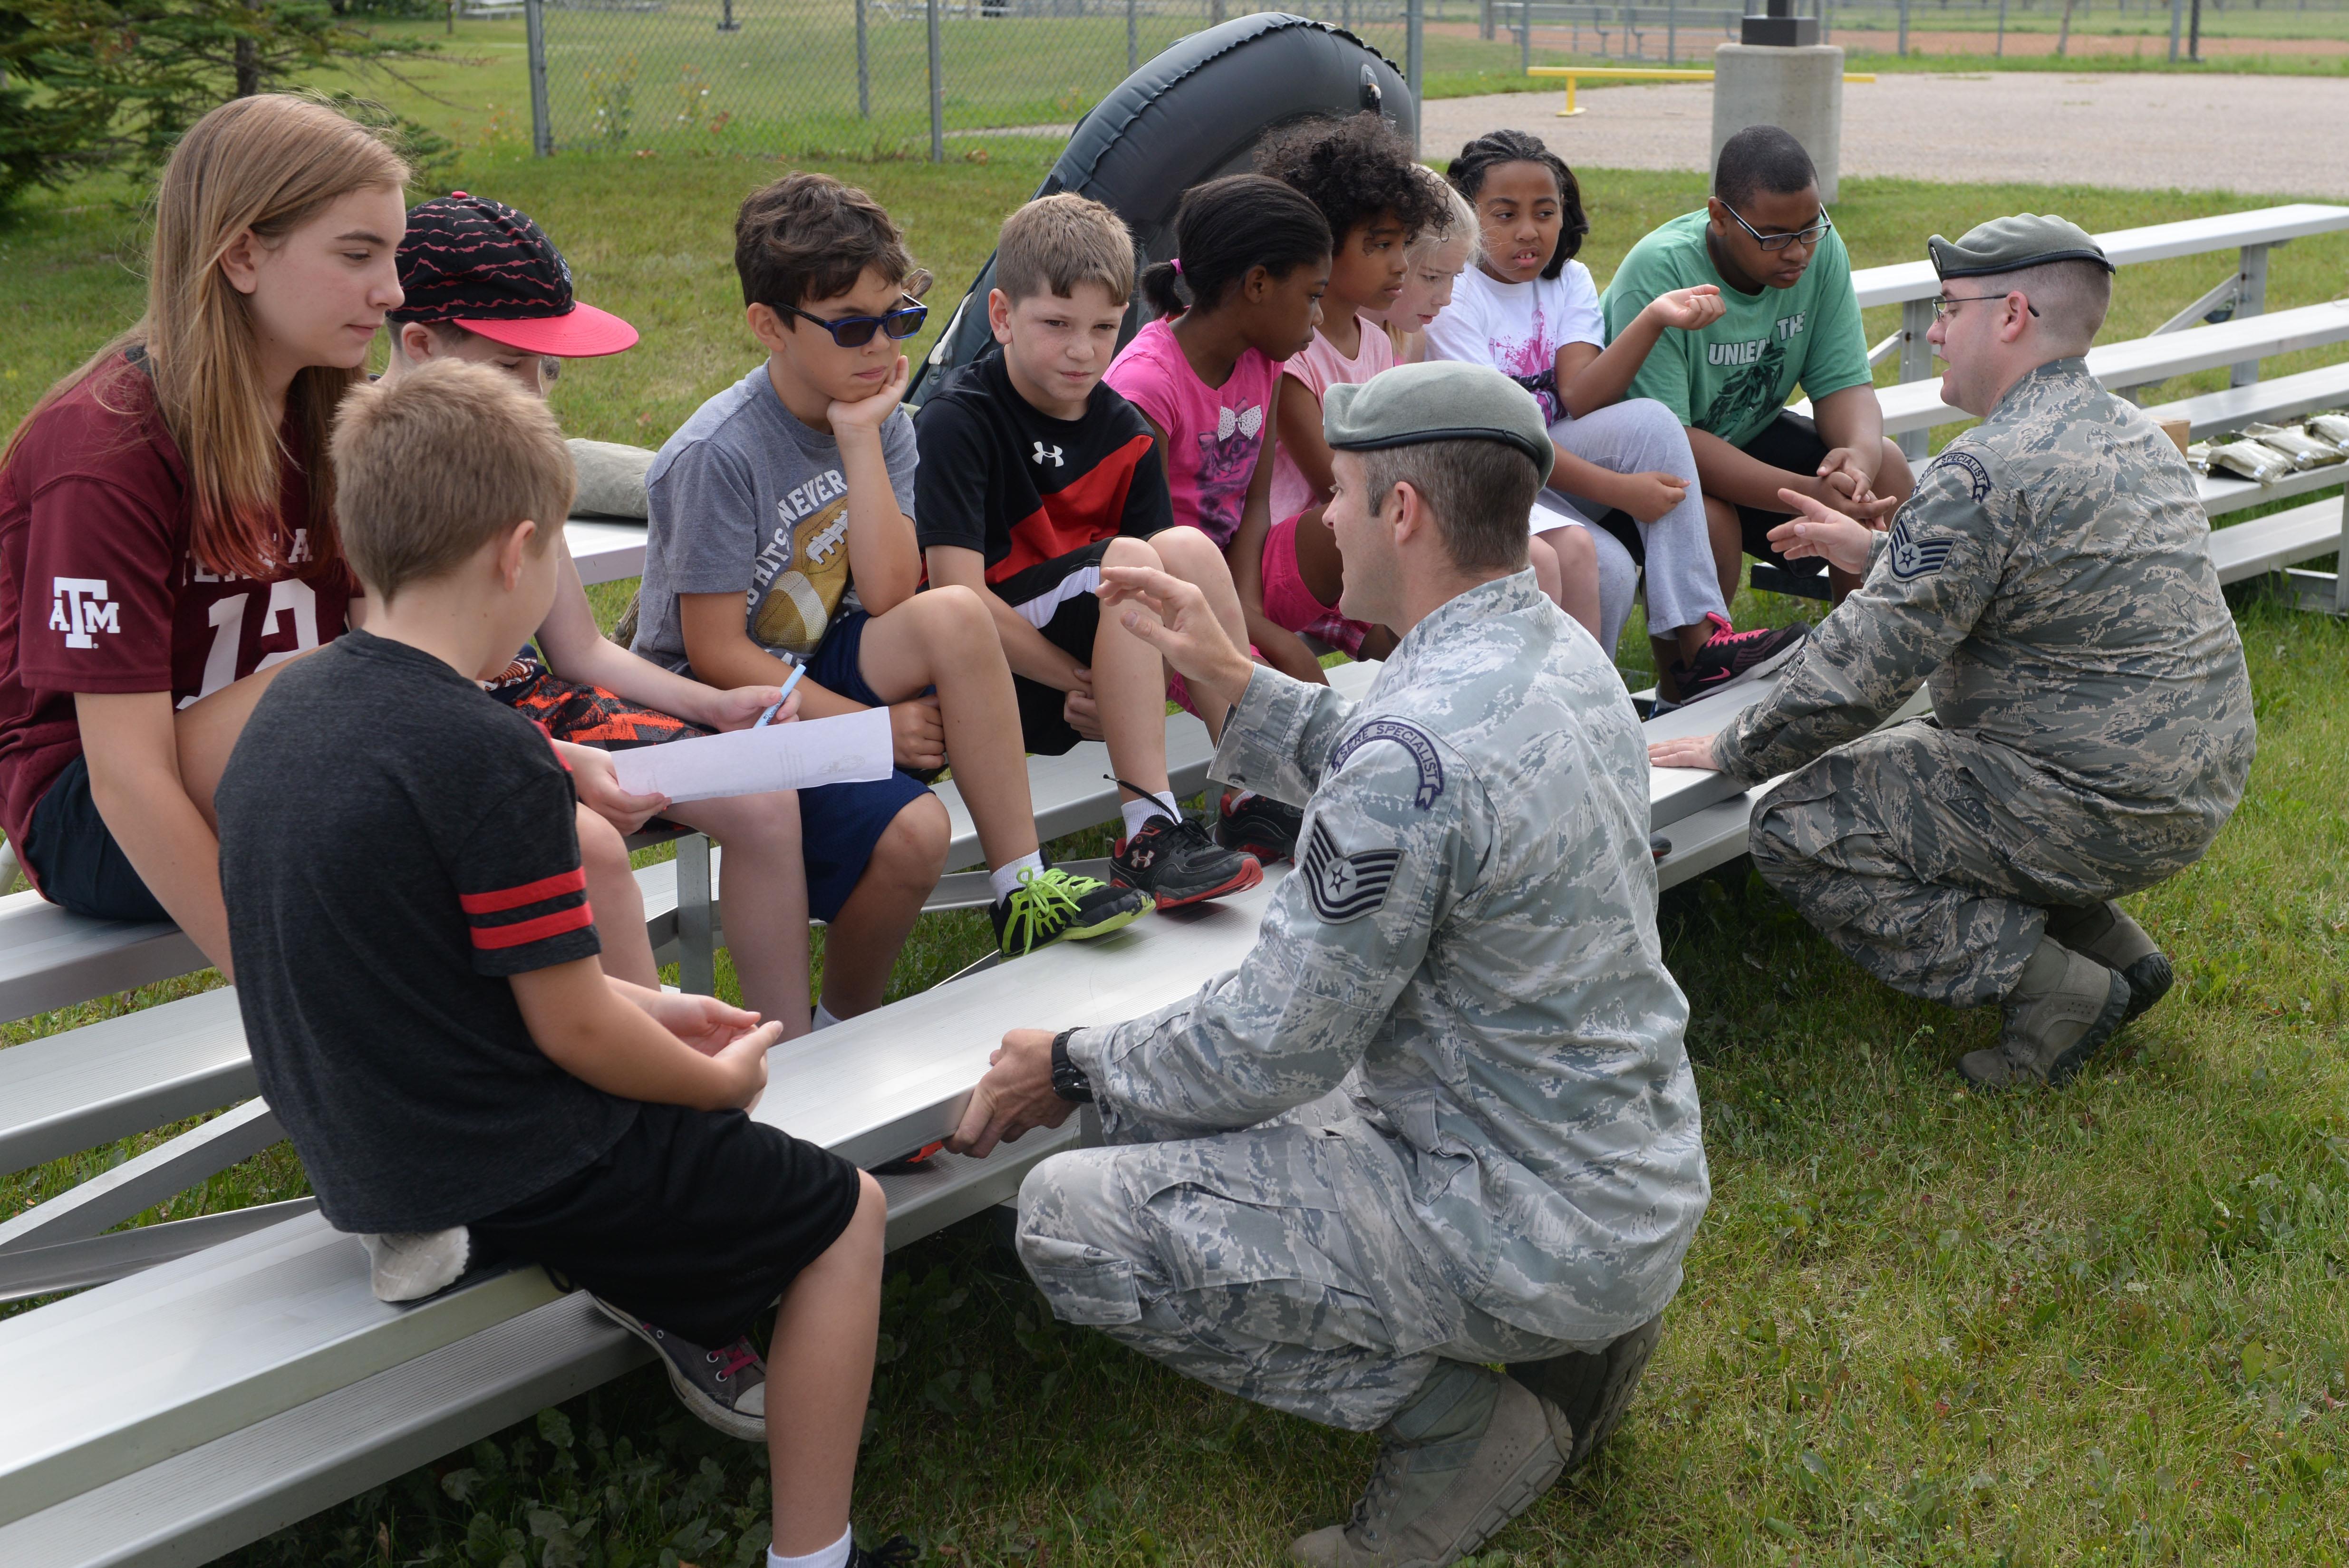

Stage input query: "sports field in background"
[{"left": 2, "top": 38, "right": 2347, "bottom": 1567}]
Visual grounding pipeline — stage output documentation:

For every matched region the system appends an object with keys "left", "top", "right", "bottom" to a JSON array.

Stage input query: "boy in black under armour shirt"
[{"left": 915, "top": 194, "right": 1261, "bottom": 910}]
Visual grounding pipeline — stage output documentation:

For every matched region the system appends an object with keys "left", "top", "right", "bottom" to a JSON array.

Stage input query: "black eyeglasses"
[
  {"left": 773, "top": 294, "right": 928, "bottom": 348},
  {"left": 1721, "top": 203, "right": 1834, "bottom": 253},
  {"left": 1933, "top": 293, "right": 2039, "bottom": 322}
]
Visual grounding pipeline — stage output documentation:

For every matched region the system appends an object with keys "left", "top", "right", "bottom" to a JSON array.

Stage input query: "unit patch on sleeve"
[
  {"left": 1925, "top": 447, "right": 1993, "bottom": 502},
  {"left": 1330, "top": 718, "right": 1445, "bottom": 810},
  {"left": 1300, "top": 821, "right": 1403, "bottom": 924}
]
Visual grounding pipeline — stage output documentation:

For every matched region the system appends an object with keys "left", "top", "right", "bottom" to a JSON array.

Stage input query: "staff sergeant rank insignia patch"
[
  {"left": 1301, "top": 821, "right": 1402, "bottom": 924},
  {"left": 1887, "top": 514, "right": 1957, "bottom": 580},
  {"left": 1330, "top": 718, "right": 1445, "bottom": 810}
]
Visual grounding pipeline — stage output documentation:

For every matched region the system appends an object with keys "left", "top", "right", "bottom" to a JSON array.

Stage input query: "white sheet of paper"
[
  {"left": 607, "top": 708, "right": 894, "bottom": 804},
  {"left": 1529, "top": 495, "right": 1592, "bottom": 536}
]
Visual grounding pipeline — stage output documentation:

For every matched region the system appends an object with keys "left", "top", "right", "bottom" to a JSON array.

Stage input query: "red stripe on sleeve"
[
  {"left": 469, "top": 900, "right": 596, "bottom": 950},
  {"left": 459, "top": 866, "right": 588, "bottom": 914}
]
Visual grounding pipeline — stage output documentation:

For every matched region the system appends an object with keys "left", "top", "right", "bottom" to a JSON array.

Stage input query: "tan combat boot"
[
  {"left": 1290, "top": 1365, "right": 1568, "bottom": 1568},
  {"left": 1958, "top": 937, "right": 2131, "bottom": 1090},
  {"left": 2046, "top": 900, "right": 2173, "bottom": 1023}
]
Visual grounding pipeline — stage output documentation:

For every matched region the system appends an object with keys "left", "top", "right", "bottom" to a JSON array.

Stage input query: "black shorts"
[
  {"left": 18, "top": 754, "right": 170, "bottom": 924},
  {"left": 997, "top": 540, "right": 1114, "bottom": 757},
  {"left": 1733, "top": 410, "right": 1834, "bottom": 579},
  {"left": 467, "top": 1100, "right": 861, "bottom": 1348}
]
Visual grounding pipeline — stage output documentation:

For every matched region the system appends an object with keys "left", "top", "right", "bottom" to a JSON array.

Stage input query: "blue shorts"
[
  {"left": 796, "top": 610, "right": 933, "bottom": 923},
  {"left": 19, "top": 755, "right": 172, "bottom": 924}
]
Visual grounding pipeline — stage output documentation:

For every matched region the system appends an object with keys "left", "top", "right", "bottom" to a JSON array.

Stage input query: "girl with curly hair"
[{"left": 1254, "top": 113, "right": 1455, "bottom": 660}]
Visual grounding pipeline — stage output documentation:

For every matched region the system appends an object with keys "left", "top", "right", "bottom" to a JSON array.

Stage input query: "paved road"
[{"left": 1420, "top": 71, "right": 2349, "bottom": 197}]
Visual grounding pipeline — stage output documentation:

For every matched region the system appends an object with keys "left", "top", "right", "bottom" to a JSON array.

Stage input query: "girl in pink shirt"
[{"left": 1103, "top": 174, "right": 1331, "bottom": 687}]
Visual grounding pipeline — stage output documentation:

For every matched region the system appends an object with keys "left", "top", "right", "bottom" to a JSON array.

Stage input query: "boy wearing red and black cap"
[{"left": 382, "top": 193, "right": 817, "bottom": 1039}]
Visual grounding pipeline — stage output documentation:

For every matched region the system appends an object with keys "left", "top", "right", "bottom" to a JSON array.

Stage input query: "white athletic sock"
[
  {"left": 769, "top": 1524, "right": 853, "bottom": 1568},
  {"left": 1120, "top": 791, "right": 1180, "bottom": 840},
  {"left": 989, "top": 851, "right": 1045, "bottom": 903},
  {"left": 811, "top": 1001, "right": 844, "bottom": 1032}
]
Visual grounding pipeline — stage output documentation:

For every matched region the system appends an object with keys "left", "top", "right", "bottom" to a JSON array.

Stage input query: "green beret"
[
  {"left": 1928, "top": 213, "right": 2114, "bottom": 281},
  {"left": 1323, "top": 361, "right": 1554, "bottom": 486}
]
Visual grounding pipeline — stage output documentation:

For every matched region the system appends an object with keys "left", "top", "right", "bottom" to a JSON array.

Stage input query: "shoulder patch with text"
[
  {"left": 1300, "top": 820, "right": 1402, "bottom": 924},
  {"left": 1886, "top": 515, "right": 1958, "bottom": 580},
  {"left": 1926, "top": 447, "right": 1994, "bottom": 502},
  {"left": 1330, "top": 718, "right": 1444, "bottom": 810}
]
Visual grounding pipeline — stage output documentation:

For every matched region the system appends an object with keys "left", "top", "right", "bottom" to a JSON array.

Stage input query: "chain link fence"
[
  {"left": 522, "top": 0, "right": 1459, "bottom": 160},
  {"left": 1803, "top": 0, "right": 2349, "bottom": 57}
]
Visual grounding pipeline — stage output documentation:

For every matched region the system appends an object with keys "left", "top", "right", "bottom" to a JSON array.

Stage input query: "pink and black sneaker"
[{"left": 1670, "top": 614, "right": 1809, "bottom": 704}]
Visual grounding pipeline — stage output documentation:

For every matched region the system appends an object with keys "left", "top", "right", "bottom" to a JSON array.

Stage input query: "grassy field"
[{"left": 4, "top": 67, "right": 2349, "bottom": 1568}]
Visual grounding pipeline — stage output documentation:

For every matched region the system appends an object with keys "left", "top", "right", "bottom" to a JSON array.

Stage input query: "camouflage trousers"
[
  {"left": 1015, "top": 1108, "right": 1602, "bottom": 1432},
  {"left": 1750, "top": 719, "right": 2211, "bottom": 1008}
]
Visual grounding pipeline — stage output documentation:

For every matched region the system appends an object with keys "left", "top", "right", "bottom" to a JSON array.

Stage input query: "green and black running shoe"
[{"left": 990, "top": 864, "right": 1148, "bottom": 957}]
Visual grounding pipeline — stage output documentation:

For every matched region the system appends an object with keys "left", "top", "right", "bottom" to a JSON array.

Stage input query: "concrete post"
[{"left": 1711, "top": 42, "right": 1844, "bottom": 201}]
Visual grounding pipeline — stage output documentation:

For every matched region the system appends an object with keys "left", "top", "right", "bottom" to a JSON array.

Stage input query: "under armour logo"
[
  {"left": 49, "top": 577, "right": 119, "bottom": 650},
  {"left": 1033, "top": 443, "right": 1064, "bottom": 467}
]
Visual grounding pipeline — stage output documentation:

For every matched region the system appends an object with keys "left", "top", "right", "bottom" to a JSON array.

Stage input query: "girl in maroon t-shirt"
[{"left": 0, "top": 95, "right": 403, "bottom": 967}]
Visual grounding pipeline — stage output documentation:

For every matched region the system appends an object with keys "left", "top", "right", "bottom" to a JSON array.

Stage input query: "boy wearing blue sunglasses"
[{"left": 633, "top": 173, "right": 1147, "bottom": 1012}]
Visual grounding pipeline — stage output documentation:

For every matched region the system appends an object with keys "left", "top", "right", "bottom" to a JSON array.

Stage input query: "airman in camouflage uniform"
[
  {"left": 1656, "top": 215, "right": 2255, "bottom": 1089},
  {"left": 950, "top": 364, "right": 1708, "bottom": 1566}
]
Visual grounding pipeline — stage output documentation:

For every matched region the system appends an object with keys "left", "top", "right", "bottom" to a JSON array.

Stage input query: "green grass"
[{"left": 5, "top": 71, "right": 2349, "bottom": 1566}]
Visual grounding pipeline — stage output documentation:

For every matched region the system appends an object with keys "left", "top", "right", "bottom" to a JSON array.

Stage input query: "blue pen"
[{"left": 754, "top": 663, "right": 806, "bottom": 729}]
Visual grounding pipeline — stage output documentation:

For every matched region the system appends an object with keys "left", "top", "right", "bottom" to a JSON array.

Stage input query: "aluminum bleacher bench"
[
  {"left": 0, "top": 663, "right": 1383, "bottom": 1301},
  {"left": 1841, "top": 300, "right": 2349, "bottom": 445},
  {"left": 0, "top": 876, "right": 1278, "bottom": 1566},
  {"left": 1850, "top": 204, "right": 2349, "bottom": 460}
]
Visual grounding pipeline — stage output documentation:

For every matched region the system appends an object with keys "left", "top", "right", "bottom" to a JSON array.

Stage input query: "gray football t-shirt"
[{"left": 632, "top": 362, "right": 919, "bottom": 673}]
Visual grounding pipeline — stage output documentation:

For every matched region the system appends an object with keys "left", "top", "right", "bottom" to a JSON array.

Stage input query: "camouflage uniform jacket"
[
  {"left": 1711, "top": 358, "right": 2256, "bottom": 837},
  {"left": 1065, "top": 571, "right": 1710, "bottom": 1344}
]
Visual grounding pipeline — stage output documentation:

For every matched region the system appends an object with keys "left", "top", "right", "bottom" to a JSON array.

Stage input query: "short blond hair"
[
  {"left": 995, "top": 193, "right": 1136, "bottom": 306},
  {"left": 332, "top": 359, "right": 573, "bottom": 603}
]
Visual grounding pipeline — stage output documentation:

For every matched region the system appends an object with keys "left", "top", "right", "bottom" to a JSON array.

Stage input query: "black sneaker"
[
  {"left": 591, "top": 1297, "right": 766, "bottom": 1441},
  {"left": 1111, "top": 789, "right": 1263, "bottom": 910},
  {"left": 1670, "top": 613, "right": 1809, "bottom": 704},
  {"left": 1217, "top": 790, "right": 1305, "bottom": 864},
  {"left": 850, "top": 1538, "right": 920, "bottom": 1567},
  {"left": 990, "top": 863, "right": 1148, "bottom": 956}
]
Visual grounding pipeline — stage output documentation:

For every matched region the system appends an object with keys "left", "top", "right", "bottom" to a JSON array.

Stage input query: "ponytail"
[
  {"left": 1146, "top": 174, "right": 1331, "bottom": 320},
  {"left": 1140, "top": 258, "right": 1188, "bottom": 318}
]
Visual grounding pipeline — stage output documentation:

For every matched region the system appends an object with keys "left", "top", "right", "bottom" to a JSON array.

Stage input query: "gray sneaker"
[
  {"left": 2046, "top": 900, "right": 2172, "bottom": 1024},
  {"left": 1959, "top": 939, "right": 2131, "bottom": 1091},
  {"left": 592, "top": 1296, "right": 767, "bottom": 1441},
  {"left": 1290, "top": 1365, "right": 1567, "bottom": 1567}
]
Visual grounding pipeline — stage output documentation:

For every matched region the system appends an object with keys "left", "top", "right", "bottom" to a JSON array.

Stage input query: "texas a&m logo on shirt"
[{"left": 50, "top": 578, "right": 120, "bottom": 650}]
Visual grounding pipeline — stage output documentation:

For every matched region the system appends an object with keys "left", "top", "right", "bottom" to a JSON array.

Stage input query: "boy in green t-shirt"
[{"left": 1601, "top": 125, "right": 1911, "bottom": 603}]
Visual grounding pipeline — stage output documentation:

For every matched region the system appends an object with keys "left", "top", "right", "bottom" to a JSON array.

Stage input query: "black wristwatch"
[{"left": 1049, "top": 1027, "right": 1093, "bottom": 1103}]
